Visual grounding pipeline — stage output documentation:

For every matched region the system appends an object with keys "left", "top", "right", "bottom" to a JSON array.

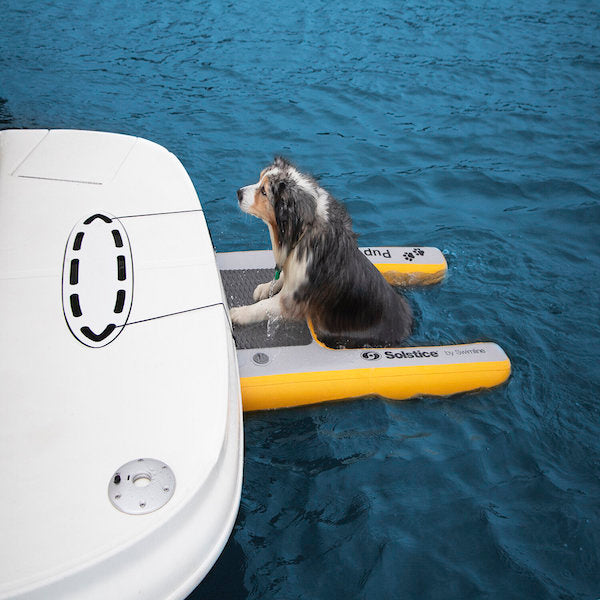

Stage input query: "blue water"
[{"left": 2, "top": 1, "right": 599, "bottom": 598}]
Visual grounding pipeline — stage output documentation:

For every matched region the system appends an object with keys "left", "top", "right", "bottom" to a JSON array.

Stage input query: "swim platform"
[{"left": 216, "top": 250, "right": 511, "bottom": 411}]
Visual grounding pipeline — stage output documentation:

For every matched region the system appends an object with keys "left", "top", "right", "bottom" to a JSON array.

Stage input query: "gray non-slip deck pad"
[{"left": 220, "top": 268, "right": 313, "bottom": 350}]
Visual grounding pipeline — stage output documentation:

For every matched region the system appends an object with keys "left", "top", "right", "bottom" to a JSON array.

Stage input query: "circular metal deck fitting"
[{"left": 108, "top": 458, "right": 176, "bottom": 515}]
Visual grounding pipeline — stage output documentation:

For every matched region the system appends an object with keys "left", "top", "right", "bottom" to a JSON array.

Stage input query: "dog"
[{"left": 230, "top": 157, "right": 413, "bottom": 348}]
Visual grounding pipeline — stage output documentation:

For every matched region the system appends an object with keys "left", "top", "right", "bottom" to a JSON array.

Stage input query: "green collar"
[{"left": 274, "top": 267, "right": 281, "bottom": 281}]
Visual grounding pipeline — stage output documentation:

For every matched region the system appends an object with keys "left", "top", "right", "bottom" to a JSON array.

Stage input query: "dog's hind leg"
[{"left": 230, "top": 296, "right": 283, "bottom": 325}]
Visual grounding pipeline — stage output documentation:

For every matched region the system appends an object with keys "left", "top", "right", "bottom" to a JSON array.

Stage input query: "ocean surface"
[{"left": 1, "top": 0, "right": 599, "bottom": 598}]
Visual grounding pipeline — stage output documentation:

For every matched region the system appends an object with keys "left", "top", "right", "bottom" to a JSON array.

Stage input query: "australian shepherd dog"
[{"left": 231, "top": 157, "right": 413, "bottom": 348}]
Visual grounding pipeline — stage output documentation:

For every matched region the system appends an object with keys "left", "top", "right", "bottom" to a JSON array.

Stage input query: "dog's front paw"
[
  {"left": 253, "top": 281, "right": 273, "bottom": 302},
  {"left": 230, "top": 305, "right": 252, "bottom": 326}
]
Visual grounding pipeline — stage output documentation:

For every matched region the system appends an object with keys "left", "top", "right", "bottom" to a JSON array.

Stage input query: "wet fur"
[{"left": 232, "top": 157, "right": 413, "bottom": 348}]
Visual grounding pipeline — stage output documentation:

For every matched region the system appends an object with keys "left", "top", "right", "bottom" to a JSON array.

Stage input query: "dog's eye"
[{"left": 260, "top": 186, "right": 266, "bottom": 196}]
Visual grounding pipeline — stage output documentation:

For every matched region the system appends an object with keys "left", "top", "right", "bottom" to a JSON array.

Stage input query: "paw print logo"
[{"left": 403, "top": 248, "right": 425, "bottom": 262}]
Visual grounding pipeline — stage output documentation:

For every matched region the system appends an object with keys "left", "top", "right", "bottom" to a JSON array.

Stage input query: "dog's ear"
[
  {"left": 273, "top": 180, "right": 314, "bottom": 251},
  {"left": 276, "top": 180, "right": 287, "bottom": 198}
]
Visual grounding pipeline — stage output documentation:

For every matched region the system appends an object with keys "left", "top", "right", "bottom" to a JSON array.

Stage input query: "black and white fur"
[{"left": 231, "top": 157, "right": 413, "bottom": 348}]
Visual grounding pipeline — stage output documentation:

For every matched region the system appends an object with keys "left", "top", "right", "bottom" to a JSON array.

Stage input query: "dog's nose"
[{"left": 236, "top": 189, "right": 243, "bottom": 204}]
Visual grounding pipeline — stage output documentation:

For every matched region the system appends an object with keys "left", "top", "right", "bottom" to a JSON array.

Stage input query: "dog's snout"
[{"left": 236, "top": 188, "right": 244, "bottom": 204}]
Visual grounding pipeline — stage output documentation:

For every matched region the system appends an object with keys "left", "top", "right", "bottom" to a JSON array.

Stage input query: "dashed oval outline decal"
[{"left": 62, "top": 212, "right": 134, "bottom": 348}]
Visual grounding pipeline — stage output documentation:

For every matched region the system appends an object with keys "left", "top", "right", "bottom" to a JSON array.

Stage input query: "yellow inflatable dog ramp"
[{"left": 216, "top": 248, "right": 511, "bottom": 411}]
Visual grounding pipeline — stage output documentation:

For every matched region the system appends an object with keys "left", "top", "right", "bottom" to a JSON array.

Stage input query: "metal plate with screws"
[{"left": 108, "top": 458, "right": 176, "bottom": 515}]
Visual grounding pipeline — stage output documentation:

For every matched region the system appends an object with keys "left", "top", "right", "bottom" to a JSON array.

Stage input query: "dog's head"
[{"left": 236, "top": 157, "right": 319, "bottom": 249}]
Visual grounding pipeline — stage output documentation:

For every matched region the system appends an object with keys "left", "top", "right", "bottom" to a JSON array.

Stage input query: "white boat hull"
[{"left": 0, "top": 129, "right": 243, "bottom": 599}]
